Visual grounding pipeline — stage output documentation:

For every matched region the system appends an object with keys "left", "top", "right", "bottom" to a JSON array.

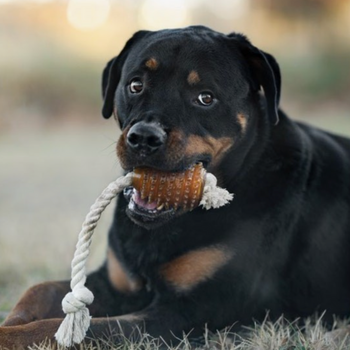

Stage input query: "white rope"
[
  {"left": 55, "top": 171, "right": 233, "bottom": 347},
  {"left": 55, "top": 173, "right": 133, "bottom": 347},
  {"left": 200, "top": 173, "right": 234, "bottom": 209}
]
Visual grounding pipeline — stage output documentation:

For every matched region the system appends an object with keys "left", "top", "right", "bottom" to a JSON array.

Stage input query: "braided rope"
[
  {"left": 55, "top": 173, "right": 133, "bottom": 347},
  {"left": 55, "top": 171, "right": 233, "bottom": 347}
]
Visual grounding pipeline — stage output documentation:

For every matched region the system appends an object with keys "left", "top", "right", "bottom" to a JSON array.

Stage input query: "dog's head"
[{"left": 101, "top": 26, "right": 281, "bottom": 228}]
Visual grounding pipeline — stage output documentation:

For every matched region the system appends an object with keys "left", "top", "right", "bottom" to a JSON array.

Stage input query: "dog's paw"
[
  {"left": 2, "top": 281, "right": 68, "bottom": 328},
  {"left": 0, "top": 319, "right": 61, "bottom": 350},
  {"left": 2, "top": 311, "right": 35, "bottom": 327}
]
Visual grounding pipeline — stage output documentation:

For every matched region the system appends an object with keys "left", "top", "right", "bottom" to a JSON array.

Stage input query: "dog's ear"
[
  {"left": 229, "top": 33, "right": 281, "bottom": 125},
  {"left": 102, "top": 30, "right": 150, "bottom": 119}
]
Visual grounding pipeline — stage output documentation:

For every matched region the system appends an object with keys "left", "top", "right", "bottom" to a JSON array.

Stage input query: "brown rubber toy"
[{"left": 132, "top": 163, "right": 205, "bottom": 211}]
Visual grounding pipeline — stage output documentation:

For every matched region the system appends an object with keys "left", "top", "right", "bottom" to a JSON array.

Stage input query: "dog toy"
[
  {"left": 133, "top": 163, "right": 204, "bottom": 211},
  {"left": 55, "top": 165, "right": 233, "bottom": 347}
]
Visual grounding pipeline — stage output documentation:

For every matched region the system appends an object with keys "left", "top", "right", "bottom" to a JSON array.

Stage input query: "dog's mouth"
[
  {"left": 124, "top": 186, "right": 175, "bottom": 225},
  {"left": 123, "top": 163, "right": 206, "bottom": 229}
]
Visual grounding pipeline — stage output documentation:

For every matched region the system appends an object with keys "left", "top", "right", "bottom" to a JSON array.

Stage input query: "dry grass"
[{"left": 23, "top": 316, "right": 350, "bottom": 350}]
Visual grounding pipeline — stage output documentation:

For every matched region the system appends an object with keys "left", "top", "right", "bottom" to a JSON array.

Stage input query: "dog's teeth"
[
  {"left": 157, "top": 203, "right": 165, "bottom": 211},
  {"left": 128, "top": 200, "right": 135, "bottom": 210}
]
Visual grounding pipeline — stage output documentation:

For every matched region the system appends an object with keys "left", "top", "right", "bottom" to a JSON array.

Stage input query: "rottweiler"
[{"left": 1, "top": 26, "right": 350, "bottom": 348}]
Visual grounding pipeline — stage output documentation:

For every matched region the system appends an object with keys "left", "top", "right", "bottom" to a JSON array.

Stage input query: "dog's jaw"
[{"left": 123, "top": 163, "right": 206, "bottom": 229}]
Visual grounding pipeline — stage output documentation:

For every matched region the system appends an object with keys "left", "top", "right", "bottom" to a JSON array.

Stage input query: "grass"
[
  {"left": 18, "top": 316, "right": 350, "bottom": 350},
  {"left": 0, "top": 313, "right": 349, "bottom": 349}
]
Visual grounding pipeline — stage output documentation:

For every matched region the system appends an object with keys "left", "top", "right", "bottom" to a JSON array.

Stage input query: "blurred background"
[{"left": 1, "top": 0, "right": 350, "bottom": 319}]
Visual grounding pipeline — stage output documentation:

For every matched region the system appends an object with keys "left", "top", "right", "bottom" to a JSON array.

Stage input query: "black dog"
[{"left": 1, "top": 26, "right": 350, "bottom": 348}]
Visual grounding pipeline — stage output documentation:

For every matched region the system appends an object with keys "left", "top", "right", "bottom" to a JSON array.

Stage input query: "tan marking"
[
  {"left": 184, "top": 135, "right": 233, "bottom": 166},
  {"left": 117, "top": 125, "right": 131, "bottom": 169},
  {"left": 107, "top": 248, "right": 142, "bottom": 293},
  {"left": 237, "top": 113, "right": 247, "bottom": 133},
  {"left": 145, "top": 57, "right": 159, "bottom": 70},
  {"left": 160, "top": 246, "right": 231, "bottom": 292},
  {"left": 187, "top": 70, "right": 200, "bottom": 85},
  {"left": 163, "top": 129, "right": 186, "bottom": 165}
]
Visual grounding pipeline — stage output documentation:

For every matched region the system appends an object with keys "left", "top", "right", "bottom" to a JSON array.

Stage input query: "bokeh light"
[
  {"left": 138, "top": 0, "right": 191, "bottom": 30},
  {"left": 67, "top": 0, "right": 110, "bottom": 31},
  {"left": 206, "top": 0, "right": 249, "bottom": 20}
]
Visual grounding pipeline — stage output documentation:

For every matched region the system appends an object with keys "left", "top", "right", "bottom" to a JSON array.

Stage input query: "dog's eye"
[
  {"left": 129, "top": 79, "right": 143, "bottom": 93},
  {"left": 197, "top": 93, "right": 213, "bottom": 106}
]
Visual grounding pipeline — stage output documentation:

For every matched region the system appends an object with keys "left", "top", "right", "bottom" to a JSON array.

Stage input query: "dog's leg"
[
  {"left": 87, "top": 304, "right": 195, "bottom": 344},
  {"left": 0, "top": 318, "right": 62, "bottom": 349},
  {"left": 2, "top": 281, "right": 69, "bottom": 327},
  {"left": 2, "top": 264, "right": 153, "bottom": 327},
  {"left": 0, "top": 301, "right": 193, "bottom": 349}
]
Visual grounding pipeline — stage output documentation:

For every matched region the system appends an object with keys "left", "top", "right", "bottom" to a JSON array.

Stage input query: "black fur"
[
  {"left": 2, "top": 26, "right": 350, "bottom": 348},
  {"left": 95, "top": 26, "right": 350, "bottom": 339}
]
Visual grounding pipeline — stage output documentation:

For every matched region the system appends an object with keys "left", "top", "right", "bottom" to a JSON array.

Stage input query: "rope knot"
[
  {"left": 61, "top": 287, "right": 94, "bottom": 314},
  {"left": 200, "top": 173, "right": 234, "bottom": 209}
]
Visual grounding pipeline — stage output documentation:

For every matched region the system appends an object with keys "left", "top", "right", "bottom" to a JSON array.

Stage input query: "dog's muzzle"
[{"left": 127, "top": 121, "right": 167, "bottom": 156}]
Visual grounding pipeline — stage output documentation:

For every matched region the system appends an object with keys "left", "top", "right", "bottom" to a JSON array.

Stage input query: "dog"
[{"left": 1, "top": 25, "right": 350, "bottom": 349}]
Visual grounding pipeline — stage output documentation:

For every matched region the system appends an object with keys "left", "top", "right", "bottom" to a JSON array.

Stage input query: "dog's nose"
[{"left": 127, "top": 121, "right": 167, "bottom": 154}]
